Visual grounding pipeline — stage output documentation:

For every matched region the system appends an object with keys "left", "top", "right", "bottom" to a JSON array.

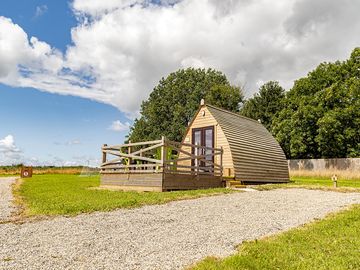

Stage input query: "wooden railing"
[{"left": 101, "top": 137, "right": 223, "bottom": 176}]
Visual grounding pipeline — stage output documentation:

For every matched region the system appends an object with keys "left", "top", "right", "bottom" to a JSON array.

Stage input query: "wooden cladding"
[{"left": 206, "top": 105, "right": 289, "bottom": 182}]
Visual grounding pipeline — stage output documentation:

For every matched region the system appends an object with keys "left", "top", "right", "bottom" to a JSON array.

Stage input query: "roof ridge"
[{"left": 205, "top": 104, "right": 260, "bottom": 124}]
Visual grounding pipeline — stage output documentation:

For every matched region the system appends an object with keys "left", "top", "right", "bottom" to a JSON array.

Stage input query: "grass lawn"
[
  {"left": 292, "top": 176, "right": 360, "bottom": 188},
  {"left": 253, "top": 176, "right": 360, "bottom": 191},
  {"left": 16, "top": 174, "right": 234, "bottom": 216},
  {"left": 191, "top": 204, "right": 360, "bottom": 270}
]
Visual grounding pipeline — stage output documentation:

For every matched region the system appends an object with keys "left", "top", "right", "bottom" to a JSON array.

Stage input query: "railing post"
[
  {"left": 196, "top": 142, "right": 200, "bottom": 180},
  {"left": 161, "top": 136, "right": 166, "bottom": 172},
  {"left": 140, "top": 151, "right": 144, "bottom": 171},
  {"left": 128, "top": 140, "right": 132, "bottom": 167},
  {"left": 102, "top": 144, "right": 107, "bottom": 165}
]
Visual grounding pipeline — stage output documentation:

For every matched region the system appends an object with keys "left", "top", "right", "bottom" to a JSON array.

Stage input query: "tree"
[
  {"left": 272, "top": 48, "right": 360, "bottom": 158},
  {"left": 240, "top": 81, "right": 285, "bottom": 131},
  {"left": 128, "top": 68, "right": 244, "bottom": 142}
]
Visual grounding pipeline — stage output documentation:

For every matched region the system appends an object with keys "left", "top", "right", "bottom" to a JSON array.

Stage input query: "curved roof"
[{"left": 206, "top": 104, "right": 289, "bottom": 182}]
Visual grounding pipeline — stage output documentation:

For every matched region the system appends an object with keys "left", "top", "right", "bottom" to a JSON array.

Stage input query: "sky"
[{"left": 0, "top": 0, "right": 359, "bottom": 167}]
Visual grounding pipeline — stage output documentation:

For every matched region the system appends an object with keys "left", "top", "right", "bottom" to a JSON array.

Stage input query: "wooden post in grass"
[{"left": 332, "top": 174, "right": 338, "bottom": 188}]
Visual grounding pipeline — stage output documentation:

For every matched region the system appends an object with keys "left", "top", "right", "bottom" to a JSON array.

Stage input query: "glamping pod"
[
  {"left": 179, "top": 102, "right": 289, "bottom": 183},
  {"left": 100, "top": 101, "right": 289, "bottom": 192}
]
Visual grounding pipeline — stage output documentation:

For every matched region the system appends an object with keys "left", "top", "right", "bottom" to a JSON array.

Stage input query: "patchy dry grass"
[{"left": 0, "top": 166, "right": 98, "bottom": 176}]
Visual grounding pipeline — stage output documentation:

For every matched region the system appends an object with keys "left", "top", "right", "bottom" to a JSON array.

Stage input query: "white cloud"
[
  {"left": 0, "top": 135, "right": 16, "bottom": 150},
  {"left": 0, "top": 135, "right": 24, "bottom": 165},
  {"left": 109, "top": 120, "right": 131, "bottom": 132},
  {"left": 34, "top": 5, "right": 48, "bottom": 18},
  {"left": 1, "top": 0, "right": 360, "bottom": 116}
]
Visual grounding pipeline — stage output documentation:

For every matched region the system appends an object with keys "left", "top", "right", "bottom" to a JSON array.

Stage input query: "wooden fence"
[
  {"left": 288, "top": 158, "right": 360, "bottom": 179},
  {"left": 101, "top": 136, "right": 223, "bottom": 177}
]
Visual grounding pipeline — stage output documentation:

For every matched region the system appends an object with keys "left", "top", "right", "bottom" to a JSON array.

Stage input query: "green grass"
[
  {"left": 292, "top": 176, "right": 360, "bottom": 187},
  {"left": 253, "top": 176, "right": 360, "bottom": 191},
  {"left": 191, "top": 204, "right": 360, "bottom": 270},
  {"left": 17, "top": 174, "right": 233, "bottom": 216}
]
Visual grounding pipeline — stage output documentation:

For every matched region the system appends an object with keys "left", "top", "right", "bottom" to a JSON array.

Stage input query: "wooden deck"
[{"left": 100, "top": 137, "right": 224, "bottom": 191}]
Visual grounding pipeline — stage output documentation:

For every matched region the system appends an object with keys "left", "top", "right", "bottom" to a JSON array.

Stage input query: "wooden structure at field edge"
[{"left": 100, "top": 137, "right": 223, "bottom": 192}]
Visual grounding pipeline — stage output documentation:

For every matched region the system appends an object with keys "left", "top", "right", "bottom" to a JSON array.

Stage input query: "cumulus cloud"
[
  {"left": 109, "top": 120, "right": 131, "bottom": 131},
  {"left": 0, "top": 135, "right": 24, "bottom": 165},
  {"left": 1, "top": 0, "right": 360, "bottom": 116}
]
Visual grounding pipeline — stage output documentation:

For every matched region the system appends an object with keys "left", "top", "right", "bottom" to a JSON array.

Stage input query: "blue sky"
[
  {"left": 1, "top": 0, "right": 359, "bottom": 166},
  {"left": 0, "top": 1, "right": 74, "bottom": 51},
  {"left": 0, "top": 1, "right": 131, "bottom": 166}
]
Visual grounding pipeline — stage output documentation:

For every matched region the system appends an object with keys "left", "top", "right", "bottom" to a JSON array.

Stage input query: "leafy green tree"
[
  {"left": 273, "top": 48, "right": 360, "bottom": 158},
  {"left": 240, "top": 81, "right": 285, "bottom": 131},
  {"left": 128, "top": 68, "right": 244, "bottom": 142},
  {"left": 205, "top": 84, "right": 243, "bottom": 112}
]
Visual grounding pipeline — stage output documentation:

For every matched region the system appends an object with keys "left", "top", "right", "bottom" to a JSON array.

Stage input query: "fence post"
[
  {"left": 196, "top": 142, "right": 200, "bottom": 180},
  {"left": 161, "top": 136, "right": 166, "bottom": 172},
  {"left": 102, "top": 144, "right": 107, "bottom": 165},
  {"left": 128, "top": 140, "right": 132, "bottom": 167}
]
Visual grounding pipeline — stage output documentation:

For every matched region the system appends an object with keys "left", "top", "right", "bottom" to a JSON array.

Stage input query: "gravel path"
[
  {"left": 0, "top": 177, "right": 16, "bottom": 221},
  {"left": 1, "top": 189, "right": 360, "bottom": 270}
]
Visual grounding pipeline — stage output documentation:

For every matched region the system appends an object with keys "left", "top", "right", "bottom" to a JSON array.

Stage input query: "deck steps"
[{"left": 225, "top": 179, "right": 246, "bottom": 188}]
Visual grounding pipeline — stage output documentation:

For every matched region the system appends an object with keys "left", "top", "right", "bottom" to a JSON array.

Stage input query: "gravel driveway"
[
  {"left": 0, "top": 177, "right": 16, "bottom": 221},
  {"left": 1, "top": 189, "right": 360, "bottom": 270}
]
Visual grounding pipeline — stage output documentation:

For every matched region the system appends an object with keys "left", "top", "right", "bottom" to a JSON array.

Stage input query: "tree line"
[{"left": 128, "top": 48, "right": 360, "bottom": 159}]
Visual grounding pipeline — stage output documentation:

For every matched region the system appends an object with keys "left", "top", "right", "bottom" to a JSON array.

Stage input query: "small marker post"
[{"left": 331, "top": 174, "right": 338, "bottom": 188}]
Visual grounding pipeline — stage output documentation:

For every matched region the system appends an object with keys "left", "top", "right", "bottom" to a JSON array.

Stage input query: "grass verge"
[
  {"left": 190, "top": 204, "right": 360, "bottom": 270},
  {"left": 252, "top": 176, "right": 360, "bottom": 192},
  {"left": 16, "top": 174, "right": 234, "bottom": 217}
]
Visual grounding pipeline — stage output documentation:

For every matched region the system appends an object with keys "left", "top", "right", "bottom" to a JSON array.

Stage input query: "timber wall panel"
[{"left": 179, "top": 107, "right": 234, "bottom": 176}]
